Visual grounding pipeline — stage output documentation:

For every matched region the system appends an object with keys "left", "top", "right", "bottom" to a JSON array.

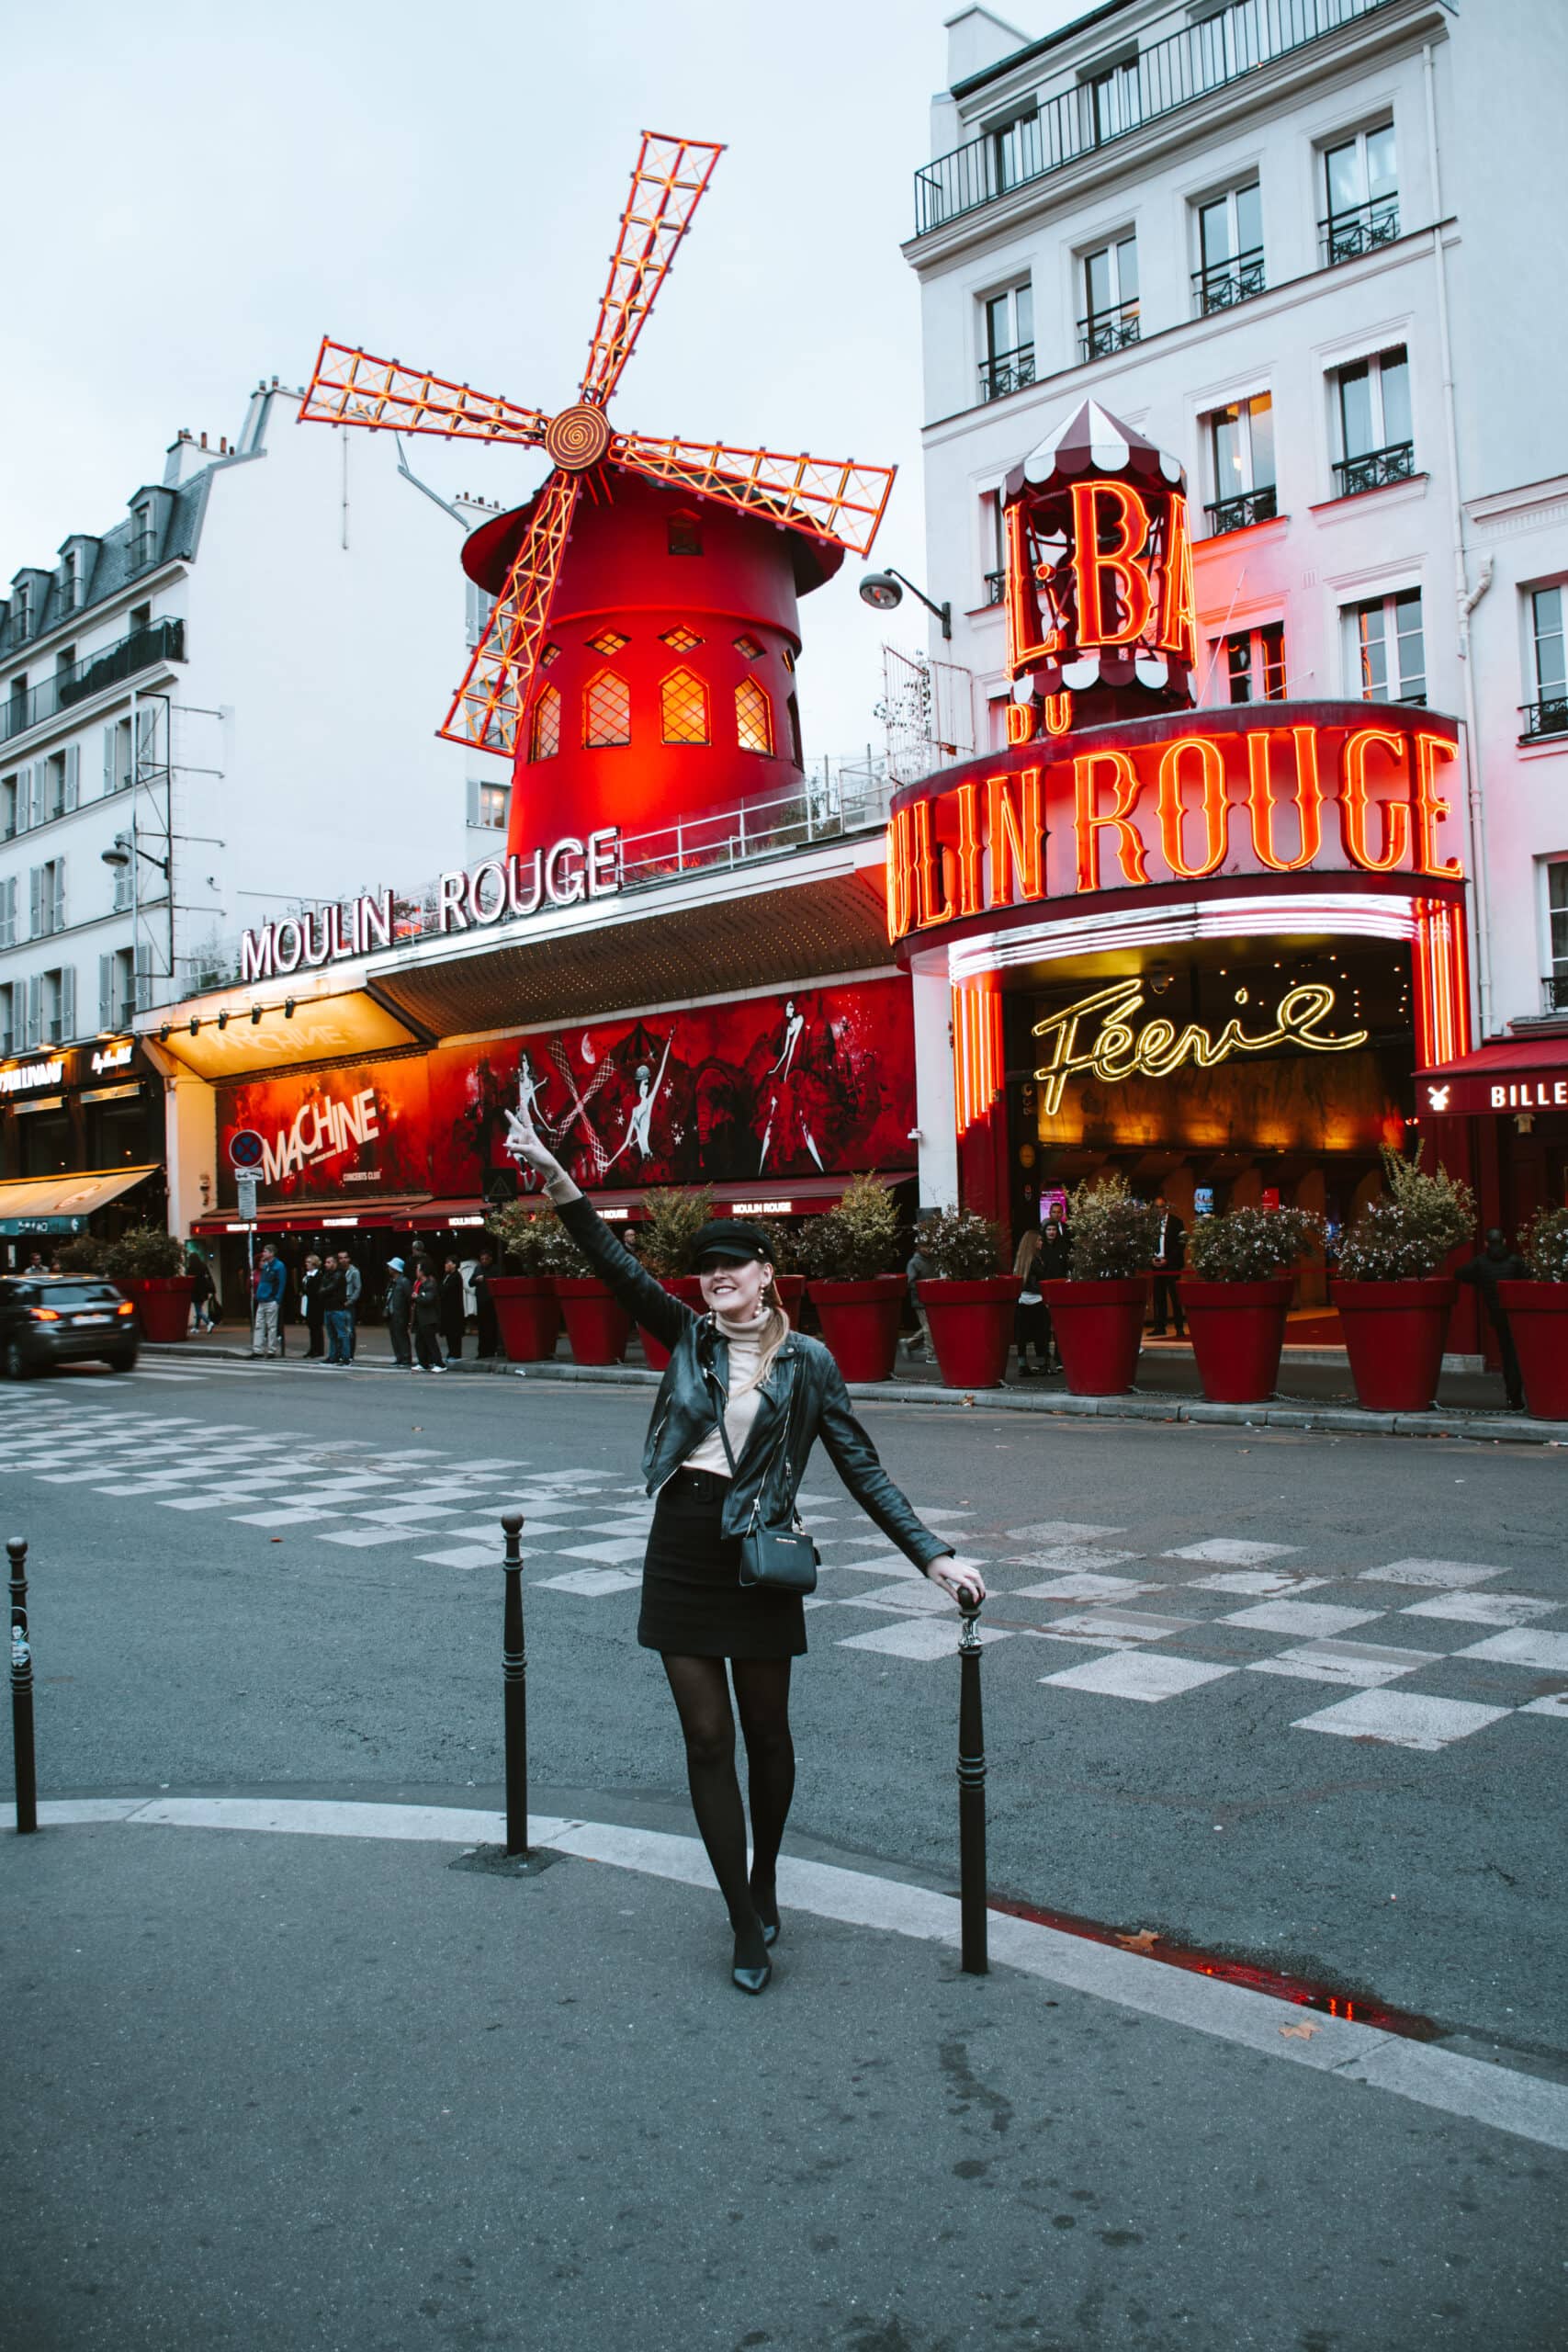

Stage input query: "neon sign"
[
  {"left": 260, "top": 1086, "right": 379, "bottom": 1184},
  {"left": 0, "top": 1058, "right": 64, "bottom": 1096},
  {"left": 1032, "top": 978, "right": 1369, "bottom": 1117}
]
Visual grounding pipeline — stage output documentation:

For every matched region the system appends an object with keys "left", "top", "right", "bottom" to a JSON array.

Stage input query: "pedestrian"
[
  {"left": 1148, "top": 1193, "right": 1187, "bottom": 1337},
  {"left": 1037, "top": 1215, "right": 1069, "bottom": 1372},
  {"left": 385, "top": 1256, "right": 413, "bottom": 1369},
  {"left": 251, "top": 1243, "right": 285, "bottom": 1359},
  {"left": 320, "top": 1252, "right": 351, "bottom": 1366},
  {"left": 473, "top": 1247, "right": 500, "bottom": 1359},
  {"left": 411, "top": 1260, "right": 446, "bottom": 1373},
  {"left": 439, "top": 1254, "right": 467, "bottom": 1363},
  {"left": 341, "top": 1251, "right": 363, "bottom": 1360},
  {"left": 1012, "top": 1226, "right": 1050, "bottom": 1376},
  {"left": 186, "top": 1251, "right": 218, "bottom": 1335},
  {"left": 24, "top": 1250, "right": 47, "bottom": 1275},
  {"left": 505, "top": 1097, "right": 983, "bottom": 1996},
  {"left": 1456, "top": 1227, "right": 1531, "bottom": 1410},
  {"left": 901, "top": 1212, "right": 938, "bottom": 1362},
  {"left": 299, "top": 1252, "right": 325, "bottom": 1359}
]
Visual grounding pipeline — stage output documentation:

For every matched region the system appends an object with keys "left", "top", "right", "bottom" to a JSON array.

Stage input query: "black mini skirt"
[{"left": 637, "top": 1468, "right": 807, "bottom": 1660}]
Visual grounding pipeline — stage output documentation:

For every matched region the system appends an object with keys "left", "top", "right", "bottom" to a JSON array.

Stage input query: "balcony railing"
[
  {"left": 1333, "top": 440, "right": 1415, "bottom": 498},
  {"left": 1078, "top": 303, "right": 1140, "bottom": 361},
  {"left": 979, "top": 344, "right": 1036, "bottom": 402},
  {"left": 1193, "top": 247, "right": 1267, "bottom": 313},
  {"left": 1321, "top": 195, "right": 1400, "bottom": 264},
  {"left": 913, "top": 0, "right": 1400, "bottom": 235},
  {"left": 1521, "top": 695, "right": 1568, "bottom": 742},
  {"left": 1542, "top": 973, "right": 1568, "bottom": 1013},
  {"left": 983, "top": 569, "right": 1006, "bottom": 607},
  {"left": 0, "top": 618, "right": 185, "bottom": 746},
  {"left": 1205, "top": 484, "right": 1279, "bottom": 536}
]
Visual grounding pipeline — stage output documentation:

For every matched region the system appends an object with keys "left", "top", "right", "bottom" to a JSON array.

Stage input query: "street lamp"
[
  {"left": 859, "top": 568, "right": 953, "bottom": 641},
  {"left": 101, "top": 831, "right": 170, "bottom": 878}
]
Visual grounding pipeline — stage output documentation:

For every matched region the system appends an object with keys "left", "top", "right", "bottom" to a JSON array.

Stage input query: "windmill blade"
[
  {"left": 610, "top": 434, "right": 896, "bottom": 559},
  {"left": 299, "top": 338, "right": 549, "bottom": 447},
  {"left": 579, "top": 132, "right": 725, "bottom": 407},
  {"left": 438, "top": 472, "right": 580, "bottom": 756}
]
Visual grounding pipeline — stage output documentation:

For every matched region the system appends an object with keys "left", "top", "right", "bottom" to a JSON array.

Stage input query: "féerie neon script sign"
[{"left": 1032, "top": 978, "right": 1368, "bottom": 1117}]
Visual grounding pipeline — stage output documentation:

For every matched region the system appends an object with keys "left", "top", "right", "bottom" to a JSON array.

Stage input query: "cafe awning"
[
  {"left": 1416, "top": 1034, "right": 1568, "bottom": 1116},
  {"left": 0, "top": 1163, "right": 160, "bottom": 1236}
]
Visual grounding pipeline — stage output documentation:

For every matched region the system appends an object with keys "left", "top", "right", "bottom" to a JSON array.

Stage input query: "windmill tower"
[{"left": 299, "top": 132, "right": 896, "bottom": 851}]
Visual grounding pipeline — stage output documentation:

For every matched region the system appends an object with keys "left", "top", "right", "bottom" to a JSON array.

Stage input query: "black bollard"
[
  {"left": 9, "top": 1535, "right": 37, "bottom": 1837},
  {"left": 956, "top": 1593, "right": 987, "bottom": 1974},
  {"left": 502, "top": 1510, "right": 528, "bottom": 1858}
]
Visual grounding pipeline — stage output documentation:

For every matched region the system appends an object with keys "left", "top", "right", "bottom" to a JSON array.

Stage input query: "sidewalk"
[
  {"left": 155, "top": 1327, "right": 1568, "bottom": 1448},
  {"left": 4, "top": 1792, "right": 1566, "bottom": 2350}
]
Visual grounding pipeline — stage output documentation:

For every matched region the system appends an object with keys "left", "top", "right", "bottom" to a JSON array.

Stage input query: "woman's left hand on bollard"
[{"left": 929, "top": 1555, "right": 986, "bottom": 1605}]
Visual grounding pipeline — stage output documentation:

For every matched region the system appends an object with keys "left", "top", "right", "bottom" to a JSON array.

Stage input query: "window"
[
  {"left": 62, "top": 548, "right": 83, "bottom": 611},
  {"left": 130, "top": 504, "right": 156, "bottom": 569},
  {"left": 1, "top": 775, "right": 15, "bottom": 840},
  {"left": 1079, "top": 234, "right": 1138, "bottom": 359},
  {"left": 465, "top": 578, "right": 496, "bottom": 649},
  {"left": 660, "top": 624, "right": 703, "bottom": 652},
  {"left": 989, "top": 105, "right": 1040, "bottom": 195},
  {"left": 0, "top": 875, "right": 16, "bottom": 945},
  {"left": 43, "top": 752, "right": 65, "bottom": 821},
  {"left": 14, "top": 581, "right": 31, "bottom": 632},
  {"left": 1346, "top": 589, "right": 1425, "bottom": 706},
  {"left": 735, "top": 677, "right": 773, "bottom": 754},
  {"left": 1203, "top": 394, "right": 1276, "bottom": 535},
  {"left": 1549, "top": 865, "right": 1568, "bottom": 1009},
  {"left": 103, "top": 718, "right": 133, "bottom": 794},
  {"left": 660, "top": 667, "right": 709, "bottom": 746},
  {"left": 979, "top": 279, "right": 1034, "bottom": 402},
  {"left": 586, "top": 628, "right": 628, "bottom": 656},
  {"left": 1323, "top": 122, "right": 1398, "bottom": 263},
  {"left": 30, "top": 856, "right": 65, "bottom": 937},
  {"left": 530, "top": 683, "right": 561, "bottom": 761},
  {"left": 584, "top": 671, "right": 631, "bottom": 748},
  {"left": 667, "top": 513, "right": 702, "bottom": 557},
  {"left": 1087, "top": 56, "right": 1140, "bottom": 144},
  {"left": 99, "top": 945, "right": 136, "bottom": 1031},
  {"left": 1213, "top": 623, "right": 1286, "bottom": 705},
  {"left": 467, "top": 779, "right": 510, "bottom": 831},
  {"left": 0, "top": 980, "right": 14, "bottom": 1057},
  {"left": 733, "top": 634, "right": 763, "bottom": 659},
  {"left": 1332, "top": 346, "right": 1413, "bottom": 495},
  {"left": 1524, "top": 587, "right": 1568, "bottom": 740},
  {"left": 1193, "top": 181, "right": 1264, "bottom": 313},
  {"left": 786, "top": 693, "right": 803, "bottom": 768},
  {"left": 980, "top": 490, "right": 1007, "bottom": 605},
  {"left": 129, "top": 603, "right": 152, "bottom": 634},
  {"left": 39, "top": 965, "right": 74, "bottom": 1046},
  {"left": 540, "top": 641, "right": 560, "bottom": 668}
]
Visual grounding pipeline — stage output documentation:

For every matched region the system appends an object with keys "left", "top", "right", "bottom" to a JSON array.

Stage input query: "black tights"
[{"left": 661, "top": 1656, "right": 795, "bottom": 1950}]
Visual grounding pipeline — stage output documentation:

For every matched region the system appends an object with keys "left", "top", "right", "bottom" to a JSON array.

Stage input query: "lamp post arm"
[{"left": 887, "top": 568, "right": 953, "bottom": 641}]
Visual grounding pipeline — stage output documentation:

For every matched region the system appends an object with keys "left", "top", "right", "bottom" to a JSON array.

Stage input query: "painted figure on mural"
[
  {"left": 605, "top": 1033, "right": 676, "bottom": 1170},
  {"left": 748, "top": 994, "right": 856, "bottom": 1175}
]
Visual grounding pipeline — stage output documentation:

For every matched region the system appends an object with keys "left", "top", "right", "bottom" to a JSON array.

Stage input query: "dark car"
[{"left": 0, "top": 1276, "right": 139, "bottom": 1377}]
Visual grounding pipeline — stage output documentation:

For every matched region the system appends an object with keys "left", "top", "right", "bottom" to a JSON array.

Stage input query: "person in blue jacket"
[{"left": 251, "top": 1244, "right": 286, "bottom": 1359}]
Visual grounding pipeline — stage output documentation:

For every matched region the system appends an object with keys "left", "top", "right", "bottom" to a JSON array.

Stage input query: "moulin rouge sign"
[{"left": 240, "top": 827, "right": 621, "bottom": 985}]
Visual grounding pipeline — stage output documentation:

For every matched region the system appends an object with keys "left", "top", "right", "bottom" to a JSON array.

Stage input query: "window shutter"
[
  {"left": 63, "top": 743, "right": 80, "bottom": 809},
  {"left": 134, "top": 940, "right": 152, "bottom": 1011},
  {"left": 102, "top": 726, "right": 115, "bottom": 795},
  {"left": 59, "top": 965, "right": 75, "bottom": 1043},
  {"left": 0, "top": 876, "right": 12, "bottom": 946},
  {"left": 21, "top": 763, "right": 39, "bottom": 829},
  {"left": 28, "top": 865, "right": 42, "bottom": 937},
  {"left": 134, "top": 707, "right": 157, "bottom": 776},
  {"left": 466, "top": 777, "right": 481, "bottom": 827},
  {"left": 99, "top": 952, "right": 114, "bottom": 1029},
  {"left": 52, "top": 857, "right": 65, "bottom": 932},
  {"left": 26, "top": 973, "right": 41, "bottom": 1048}
]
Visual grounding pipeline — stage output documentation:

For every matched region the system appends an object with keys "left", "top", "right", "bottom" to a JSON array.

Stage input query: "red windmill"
[{"left": 299, "top": 131, "right": 897, "bottom": 849}]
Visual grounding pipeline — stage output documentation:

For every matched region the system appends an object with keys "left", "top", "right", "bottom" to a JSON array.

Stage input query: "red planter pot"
[
  {"left": 774, "top": 1273, "right": 806, "bottom": 1329},
  {"left": 807, "top": 1276, "right": 906, "bottom": 1383},
  {"left": 556, "top": 1277, "right": 632, "bottom": 1367},
  {"left": 917, "top": 1276, "right": 1021, "bottom": 1389},
  {"left": 1042, "top": 1278, "right": 1149, "bottom": 1396},
  {"left": 1496, "top": 1282, "right": 1568, "bottom": 1419},
  {"left": 1179, "top": 1277, "right": 1294, "bottom": 1405},
  {"left": 1332, "top": 1277, "right": 1455, "bottom": 1412},
  {"left": 116, "top": 1276, "right": 197, "bottom": 1344},
  {"left": 489, "top": 1275, "right": 561, "bottom": 1363},
  {"left": 638, "top": 1276, "right": 705, "bottom": 1372}
]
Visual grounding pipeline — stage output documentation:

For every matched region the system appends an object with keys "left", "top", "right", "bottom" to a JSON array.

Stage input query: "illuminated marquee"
[{"left": 1032, "top": 978, "right": 1369, "bottom": 1118}]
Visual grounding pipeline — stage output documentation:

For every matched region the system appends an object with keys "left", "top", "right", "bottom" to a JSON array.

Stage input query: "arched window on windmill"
[
  {"left": 667, "top": 509, "right": 703, "bottom": 557},
  {"left": 786, "top": 692, "right": 803, "bottom": 767},
  {"left": 660, "top": 667, "right": 709, "bottom": 745},
  {"left": 584, "top": 669, "right": 631, "bottom": 748},
  {"left": 530, "top": 684, "right": 561, "bottom": 761},
  {"left": 735, "top": 675, "right": 773, "bottom": 754}
]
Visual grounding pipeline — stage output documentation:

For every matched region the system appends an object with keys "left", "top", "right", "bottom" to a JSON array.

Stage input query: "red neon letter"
[
  {"left": 1004, "top": 498, "right": 1060, "bottom": 675},
  {"left": 885, "top": 806, "right": 915, "bottom": 942},
  {"left": 1071, "top": 481, "right": 1153, "bottom": 648},
  {"left": 1340, "top": 729, "right": 1413, "bottom": 873},
  {"left": 1005, "top": 698, "right": 1036, "bottom": 747},
  {"left": 1074, "top": 750, "right": 1151, "bottom": 893},
  {"left": 1414, "top": 731, "right": 1463, "bottom": 878},
  {"left": 1156, "top": 736, "right": 1229, "bottom": 879},
  {"left": 1246, "top": 726, "right": 1324, "bottom": 873},
  {"left": 987, "top": 768, "right": 1044, "bottom": 905},
  {"left": 1155, "top": 492, "right": 1196, "bottom": 665},
  {"left": 1043, "top": 691, "right": 1073, "bottom": 737},
  {"left": 911, "top": 795, "right": 954, "bottom": 928},
  {"left": 953, "top": 782, "right": 984, "bottom": 917}
]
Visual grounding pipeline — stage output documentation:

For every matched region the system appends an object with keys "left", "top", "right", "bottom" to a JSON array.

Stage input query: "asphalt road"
[{"left": 4, "top": 1357, "right": 1564, "bottom": 2060}]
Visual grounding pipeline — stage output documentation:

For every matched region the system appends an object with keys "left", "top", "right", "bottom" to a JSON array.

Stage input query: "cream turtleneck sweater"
[{"left": 682, "top": 1309, "right": 771, "bottom": 1477}]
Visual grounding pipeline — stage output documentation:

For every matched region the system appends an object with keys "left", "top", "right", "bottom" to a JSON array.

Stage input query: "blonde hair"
[{"left": 754, "top": 1284, "right": 791, "bottom": 1385}]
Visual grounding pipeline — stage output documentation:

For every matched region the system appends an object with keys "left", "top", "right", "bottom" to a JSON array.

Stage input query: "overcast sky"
[{"left": 1, "top": 0, "right": 1045, "bottom": 760}]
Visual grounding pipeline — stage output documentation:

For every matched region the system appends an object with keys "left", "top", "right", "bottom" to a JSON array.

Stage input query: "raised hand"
[
  {"left": 506, "top": 1093, "right": 564, "bottom": 1182},
  {"left": 928, "top": 1555, "right": 987, "bottom": 1606}
]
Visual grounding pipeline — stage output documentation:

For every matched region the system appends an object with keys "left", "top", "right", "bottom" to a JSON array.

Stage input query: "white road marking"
[{"left": 1292, "top": 1690, "right": 1514, "bottom": 1750}]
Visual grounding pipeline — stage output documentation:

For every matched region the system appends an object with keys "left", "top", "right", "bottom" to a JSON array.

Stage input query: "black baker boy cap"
[{"left": 692, "top": 1219, "right": 774, "bottom": 1267}]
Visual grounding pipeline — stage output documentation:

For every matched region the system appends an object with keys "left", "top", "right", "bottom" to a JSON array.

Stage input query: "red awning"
[{"left": 1416, "top": 1035, "right": 1568, "bottom": 1116}]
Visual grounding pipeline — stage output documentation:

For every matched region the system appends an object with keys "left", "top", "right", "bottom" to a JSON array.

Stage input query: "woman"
[
  {"left": 507, "top": 1100, "right": 985, "bottom": 1996},
  {"left": 438, "top": 1255, "right": 467, "bottom": 1363},
  {"left": 1037, "top": 1215, "right": 1071, "bottom": 1374},
  {"left": 299, "top": 1252, "right": 325, "bottom": 1359},
  {"left": 1012, "top": 1226, "right": 1049, "bottom": 1377},
  {"left": 410, "top": 1257, "right": 446, "bottom": 1374}
]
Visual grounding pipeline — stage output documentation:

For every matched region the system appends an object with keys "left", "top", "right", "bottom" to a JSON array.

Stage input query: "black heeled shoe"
[{"left": 732, "top": 1914, "right": 773, "bottom": 1993}]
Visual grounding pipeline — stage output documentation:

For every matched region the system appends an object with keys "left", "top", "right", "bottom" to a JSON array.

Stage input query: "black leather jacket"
[{"left": 557, "top": 1195, "right": 951, "bottom": 1573}]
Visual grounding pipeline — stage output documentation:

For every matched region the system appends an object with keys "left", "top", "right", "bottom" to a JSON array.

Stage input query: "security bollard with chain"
[
  {"left": 9, "top": 1535, "right": 37, "bottom": 1837},
  {"left": 449, "top": 1510, "right": 559, "bottom": 1882},
  {"left": 956, "top": 1592, "right": 987, "bottom": 1975}
]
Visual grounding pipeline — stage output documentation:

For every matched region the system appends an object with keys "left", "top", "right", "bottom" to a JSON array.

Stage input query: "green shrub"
[
  {"left": 917, "top": 1205, "right": 1005, "bottom": 1280},
  {"left": 1186, "top": 1205, "right": 1325, "bottom": 1283},
  {"left": 100, "top": 1225, "right": 186, "bottom": 1279},
  {"left": 795, "top": 1174, "right": 903, "bottom": 1282},
  {"left": 1337, "top": 1146, "right": 1475, "bottom": 1281},
  {"left": 1065, "top": 1173, "right": 1161, "bottom": 1280},
  {"left": 637, "top": 1186, "right": 714, "bottom": 1279},
  {"left": 54, "top": 1235, "right": 107, "bottom": 1273},
  {"left": 486, "top": 1198, "right": 579, "bottom": 1276},
  {"left": 1521, "top": 1204, "right": 1568, "bottom": 1283}
]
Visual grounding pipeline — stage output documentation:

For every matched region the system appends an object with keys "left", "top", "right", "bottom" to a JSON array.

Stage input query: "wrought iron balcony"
[
  {"left": 1078, "top": 304, "right": 1140, "bottom": 362},
  {"left": 1521, "top": 695, "right": 1568, "bottom": 742},
  {"left": 978, "top": 344, "right": 1036, "bottom": 402},
  {"left": 913, "top": 0, "right": 1401, "bottom": 236},
  {"left": 983, "top": 569, "right": 1006, "bottom": 607},
  {"left": 1204, "top": 484, "right": 1278, "bottom": 536},
  {"left": 1320, "top": 196, "right": 1401, "bottom": 264},
  {"left": 0, "top": 618, "right": 185, "bottom": 746},
  {"left": 1192, "top": 247, "right": 1267, "bottom": 314},
  {"left": 1333, "top": 440, "right": 1415, "bottom": 499}
]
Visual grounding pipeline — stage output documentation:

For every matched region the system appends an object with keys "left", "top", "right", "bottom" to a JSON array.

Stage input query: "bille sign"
[{"left": 240, "top": 827, "right": 621, "bottom": 985}]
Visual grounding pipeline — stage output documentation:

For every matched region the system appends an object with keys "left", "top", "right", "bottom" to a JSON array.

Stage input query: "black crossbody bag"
[{"left": 705, "top": 1362, "right": 819, "bottom": 1595}]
